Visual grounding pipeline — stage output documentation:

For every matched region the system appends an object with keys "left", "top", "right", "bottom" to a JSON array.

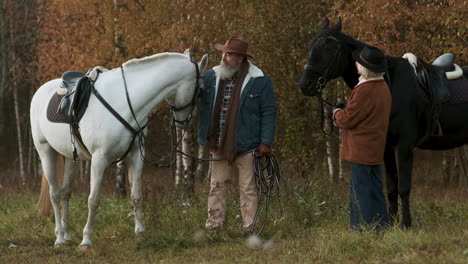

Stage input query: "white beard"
[{"left": 218, "top": 61, "right": 240, "bottom": 80}]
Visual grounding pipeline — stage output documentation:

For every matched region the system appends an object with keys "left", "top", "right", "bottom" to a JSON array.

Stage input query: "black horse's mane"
[
  {"left": 310, "top": 27, "right": 416, "bottom": 72},
  {"left": 309, "top": 28, "right": 370, "bottom": 51}
]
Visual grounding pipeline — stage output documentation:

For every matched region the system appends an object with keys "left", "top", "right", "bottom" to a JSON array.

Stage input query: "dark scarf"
[{"left": 208, "top": 60, "right": 249, "bottom": 162}]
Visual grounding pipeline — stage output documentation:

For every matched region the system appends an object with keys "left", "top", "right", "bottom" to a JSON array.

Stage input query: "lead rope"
[{"left": 250, "top": 151, "right": 281, "bottom": 236}]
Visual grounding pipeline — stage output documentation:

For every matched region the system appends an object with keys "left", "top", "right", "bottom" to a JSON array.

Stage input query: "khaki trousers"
[{"left": 205, "top": 152, "right": 258, "bottom": 229}]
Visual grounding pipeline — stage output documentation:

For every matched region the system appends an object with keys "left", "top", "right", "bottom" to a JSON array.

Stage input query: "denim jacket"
[{"left": 198, "top": 62, "right": 277, "bottom": 152}]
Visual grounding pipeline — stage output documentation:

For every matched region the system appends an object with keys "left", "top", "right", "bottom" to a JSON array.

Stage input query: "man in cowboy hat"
[
  {"left": 332, "top": 46, "right": 391, "bottom": 231},
  {"left": 198, "top": 36, "right": 277, "bottom": 232}
]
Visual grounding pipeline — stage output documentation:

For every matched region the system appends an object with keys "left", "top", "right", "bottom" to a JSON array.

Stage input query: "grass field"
[{"left": 0, "top": 178, "right": 467, "bottom": 264}]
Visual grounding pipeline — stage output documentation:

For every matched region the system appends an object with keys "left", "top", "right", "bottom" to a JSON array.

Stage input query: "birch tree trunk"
[
  {"left": 442, "top": 150, "right": 451, "bottom": 185},
  {"left": 193, "top": 106, "right": 208, "bottom": 181},
  {"left": 324, "top": 106, "right": 338, "bottom": 182},
  {"left": 10, "top": 15, "right": 25, "bottom": 185},
  {"left": 195, "top": 143, "right": 209, "bottom": 181},
  {"left": 458, "top": 146, "right": 468, "bottom": 188},
  {"left": 174, "top": 127, "right": 183, "bottom": 185},
  {"left": 181, "top": 125, "right": 195, "bottom": 196},
  {"left": 27, "top": 126, "right": 32, "bottom": 175},
  {"left": 338, "top": 128, "right": 344, "bottom": 181},
  {"left": 13, "top": 77, "right": 25, "bottom": 184}
]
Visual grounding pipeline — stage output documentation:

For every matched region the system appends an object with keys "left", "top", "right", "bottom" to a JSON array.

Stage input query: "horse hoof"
[
  {"left": 54, "top": 240, "right": 66, "bottom": 247},
  {"left": 78, "top": 244, "right": 92, "bottom": 251},
  {"left": 135, "top": 226, "right": 145, "bottom": 235}
]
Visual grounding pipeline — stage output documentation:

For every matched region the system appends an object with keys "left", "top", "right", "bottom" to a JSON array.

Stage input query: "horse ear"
[
  {"left": 183, "top": 49, "right": 191, "bottom": 58},
  {"left": 199, "top": 54, "right": 209, "bottom": 73},
  {"left": 332, "top": 18, "right": 342, "bottom": 31},
  {"left": 322, "top": 18, "right": 330, "bottom": 30}
]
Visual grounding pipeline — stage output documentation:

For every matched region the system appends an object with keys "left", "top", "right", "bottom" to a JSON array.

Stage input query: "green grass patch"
[{"left": 0, "top": 180, "right": 467, "bottom": 264}]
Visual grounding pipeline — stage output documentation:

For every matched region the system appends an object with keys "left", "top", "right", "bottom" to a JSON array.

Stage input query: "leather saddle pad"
[{"left": 47, "top": 93, "right": 70, "bottom": 124}]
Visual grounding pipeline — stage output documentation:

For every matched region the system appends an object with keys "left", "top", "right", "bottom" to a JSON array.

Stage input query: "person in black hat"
[
  {"left": 198, "top": 36, "right": 277, "bottom": 233},
  {"left": 333, "top": 46, "right": 391, "bottom": 231}
]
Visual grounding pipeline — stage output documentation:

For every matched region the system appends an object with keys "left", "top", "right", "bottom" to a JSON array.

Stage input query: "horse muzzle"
[{"left": 299, "top": 79, "right": 317, "bottom": 97}]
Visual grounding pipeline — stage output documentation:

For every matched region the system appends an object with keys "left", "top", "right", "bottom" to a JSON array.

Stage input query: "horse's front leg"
[
  {"left": 61, "top": 158, "right": 79, "bottom": 242},
  {"left": 80, "top": 156, "right": 109, "bottom": 247},
  {"left": 384, "top": 144, "right": 399, "bottom": 224},
  {"left": 396, "top": 145, "right": 414, "bottom": 228},
  {"left": 127, "top": 151, "right": 145, "bottom": 234}
]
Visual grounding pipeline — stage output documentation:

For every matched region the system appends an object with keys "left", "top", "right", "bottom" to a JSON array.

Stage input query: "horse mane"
[
  {"left": 308, "top": 28, "right": 371, "bottom": 56},
  {"left": 122, "top": 52, "right": 188, "bottom": 68}
]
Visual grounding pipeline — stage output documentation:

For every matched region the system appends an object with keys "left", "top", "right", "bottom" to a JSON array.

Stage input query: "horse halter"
[
  {"left": 167, "top": 60, "right": 201, "bottom": 126},
  {"left": 303, "top": 36, "right": 344, "bottom": 94}
]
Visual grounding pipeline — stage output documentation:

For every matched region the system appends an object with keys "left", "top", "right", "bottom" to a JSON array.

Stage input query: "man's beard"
[{"left": 218, "top": 60, "right": 240, "bottom": 80}]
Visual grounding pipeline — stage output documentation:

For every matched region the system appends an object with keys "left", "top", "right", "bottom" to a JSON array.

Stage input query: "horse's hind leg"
[
  {"left": 396, "top": 145, "right": 414, "bottom": 228},
  {"left": 127, "top": 153, "right": 145, "bottom": 234},
  {"left": 80, "top": 156, "right": 109, "bottom": 247},
  {"left": 37, "top": 144, "right": 66, "bottom": 245},
  {"left": 61, "top": 157, "right": 79, "bottom": 241},
  {"left": 384, "top": 145, "right": 399, "bottom": 225}
]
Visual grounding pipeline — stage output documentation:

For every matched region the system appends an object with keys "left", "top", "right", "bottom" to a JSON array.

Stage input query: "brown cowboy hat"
[{"left": 214, "top": 36, "right": 255, "bottom": 59}]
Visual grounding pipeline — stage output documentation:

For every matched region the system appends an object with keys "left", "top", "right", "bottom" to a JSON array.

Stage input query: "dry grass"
[{"left": 0, "top": 176, "right": 467, "bottom": 264}]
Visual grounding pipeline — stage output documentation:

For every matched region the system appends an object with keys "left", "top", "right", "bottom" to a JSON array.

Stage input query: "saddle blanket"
[
  {"left": 47, "top": 93, "right": 70, "bottom": 124},
  {"left": 418, "top": 76, "right": 468, "bottom": 104}
]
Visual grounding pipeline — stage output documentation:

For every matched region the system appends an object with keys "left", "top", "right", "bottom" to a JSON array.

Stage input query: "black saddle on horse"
[
  {"left": 415, "top": 53, "right": 457, "bottom": 105},
  {"left": 410, "top": 53, "right": 467, "bottom": 136},
  {"left": 47, "top": 70, "right": 94, "bottom": 124}
]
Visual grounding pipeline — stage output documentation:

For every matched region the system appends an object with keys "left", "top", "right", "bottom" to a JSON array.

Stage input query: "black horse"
[{"left": 300, "top": 18, "right": 468, "bottom": 228}]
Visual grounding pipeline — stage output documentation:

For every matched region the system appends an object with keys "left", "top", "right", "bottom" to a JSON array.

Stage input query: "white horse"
[{"left": 31, "top": 50, "right": 208, "bottom": 247}]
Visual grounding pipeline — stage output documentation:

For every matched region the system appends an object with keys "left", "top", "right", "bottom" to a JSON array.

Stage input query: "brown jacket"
[{"left": 334, "top": 79, "right": 391, "bottom": 165}]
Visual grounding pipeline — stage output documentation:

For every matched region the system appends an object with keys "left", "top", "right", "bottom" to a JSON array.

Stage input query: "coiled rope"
[{"left": 251, "top": 151, "right": 281, "bottom": 236}]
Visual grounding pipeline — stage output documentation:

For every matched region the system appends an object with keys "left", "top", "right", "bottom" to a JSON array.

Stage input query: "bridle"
[
  {"left": 167, "top": 60, "right": 201, "bottom": 127},
  {"left": 148, "top": 60, "right": 204, "bottom": 167},
  {"left": 303, "top": 36, "right": 345, "bottom": 135}
]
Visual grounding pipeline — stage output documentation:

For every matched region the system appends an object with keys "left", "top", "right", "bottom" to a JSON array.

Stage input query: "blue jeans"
[{"left": 349, "top": 162, "right": 389, "bottom": 231}]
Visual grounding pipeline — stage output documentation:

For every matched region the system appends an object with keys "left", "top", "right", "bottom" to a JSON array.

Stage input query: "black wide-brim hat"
[
  {"left": 352, "top": 46, "right": 387, "bottom": 73},
  {"left": 214, "top": 36, "right": 255, "bottom": 59}
]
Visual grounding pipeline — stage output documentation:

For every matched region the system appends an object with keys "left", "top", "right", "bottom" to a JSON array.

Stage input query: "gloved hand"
[
  {"left": 335, "top": 101, "right": 346, "bottom": 109},
  {"left": 256, "top": 143, "right": 272, "bottom": 157},
  {"left": 332, "top": 101, "right": 346, "bottom": 113}
]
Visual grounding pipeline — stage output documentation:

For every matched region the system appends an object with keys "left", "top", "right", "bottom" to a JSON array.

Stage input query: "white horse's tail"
[{"left": 37, "top": 156, "right": 64, "bottom": 217}]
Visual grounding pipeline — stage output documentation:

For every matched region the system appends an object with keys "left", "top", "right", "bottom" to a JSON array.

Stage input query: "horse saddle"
[
  {"left": 46, "top": 71, "right": 93, "bottom": 124},
  {"left": 403, "top": 53, "right": 467, "bottom": 137},
  {"left": 403, "top": 53, "right": 464, "bottom": 105}
]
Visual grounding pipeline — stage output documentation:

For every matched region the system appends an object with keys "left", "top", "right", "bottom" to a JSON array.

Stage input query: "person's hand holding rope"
[{"left": 256, "top": 143, "right": 272, "bottom": 157}]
